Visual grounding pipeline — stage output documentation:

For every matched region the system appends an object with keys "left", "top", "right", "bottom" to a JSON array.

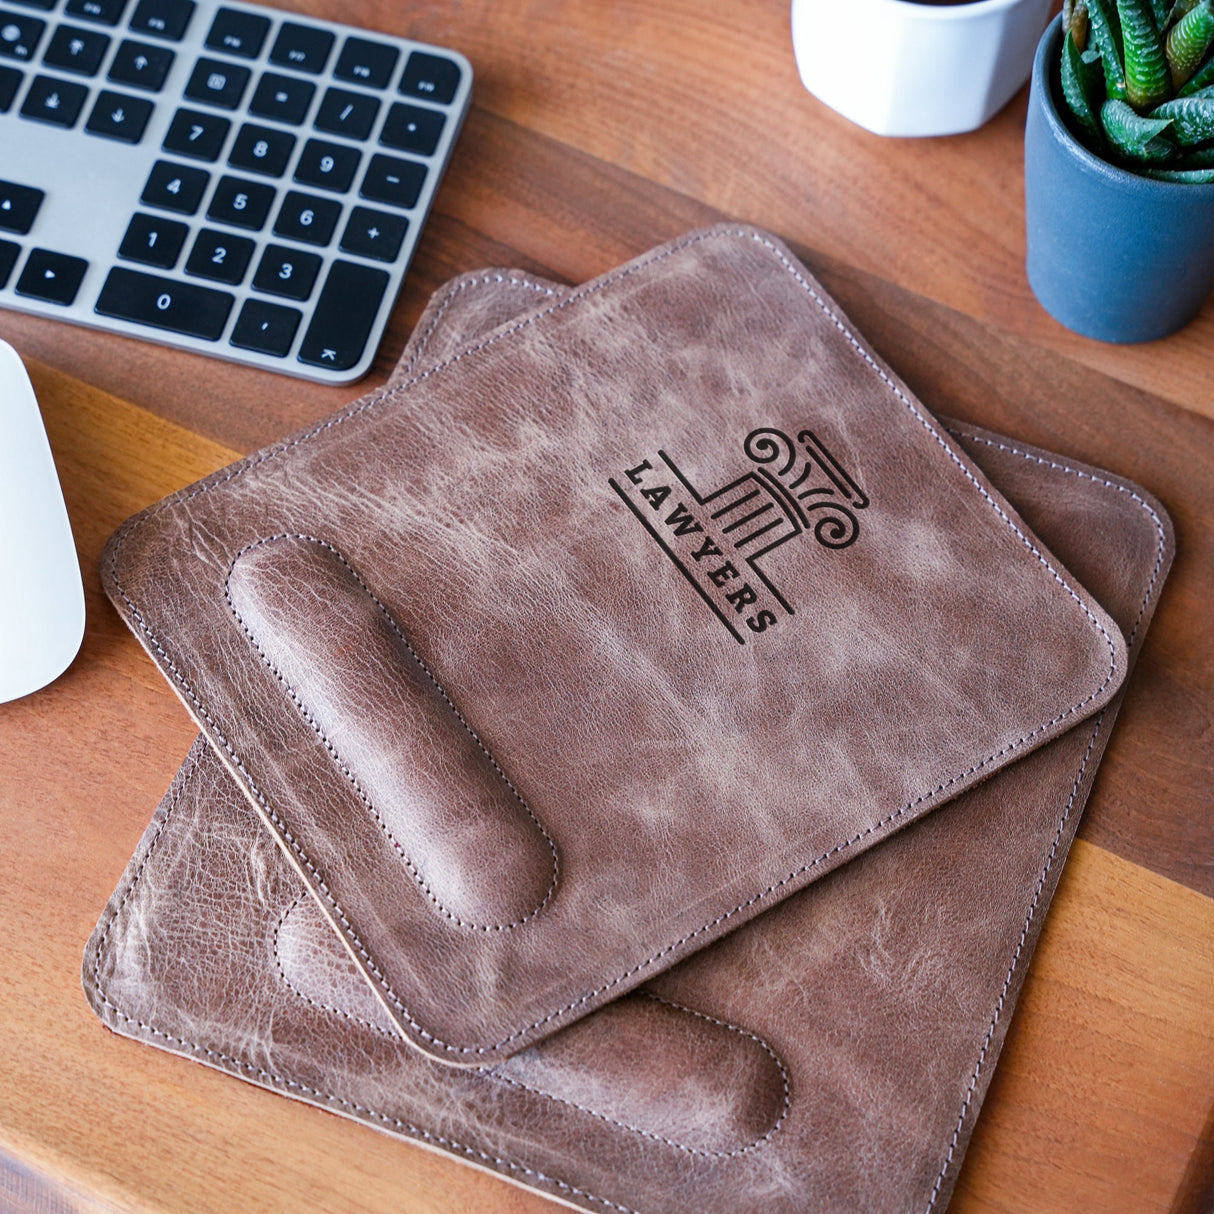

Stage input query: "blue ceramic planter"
[{"left": 1025, "top": 16, "right": 1214, "bottom": 343}]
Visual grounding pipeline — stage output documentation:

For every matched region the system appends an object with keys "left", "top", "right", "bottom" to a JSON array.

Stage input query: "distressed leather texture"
[
  {"left": 85, "top": 268, "right": 1173, "bottom": 1214},
  {"left": 98, "top": 226, "right": 1129, "bottom": 1066}
]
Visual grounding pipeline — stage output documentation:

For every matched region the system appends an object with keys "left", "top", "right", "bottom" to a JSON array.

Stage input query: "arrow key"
[
  {"left": 20, "top": 74, "right": 88, "bottom": 127},
  {"left": 0, "top": 180, "right": 44, "bottom": 235},
  {"left": 43, "top": 24, "right": 110, "bottom": 76},
  {"left": 15, "top": 248, "right": 88, "bottom": 305},
  {"left": 85, "top": 88, "right": 153, "bottom": 142},
  {"left": 109, "top": 37, "right": 174, "bottom": 91}
]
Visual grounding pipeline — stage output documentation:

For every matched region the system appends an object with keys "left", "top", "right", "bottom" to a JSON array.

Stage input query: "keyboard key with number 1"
[
  {"left": 95, "top": 266, "right": 233, "bottom": 339},
  {"left": 16, "top": 248, "right": 88, "bottom": 305},
  {"left": 118, "top": 212, "right": 188, "bottom": 269},
  {"left": 86, "top": 89, "right": 153, "bottom": 142},
  {"left": 298, "top": 259, "right": 387, "bottom": 370}
]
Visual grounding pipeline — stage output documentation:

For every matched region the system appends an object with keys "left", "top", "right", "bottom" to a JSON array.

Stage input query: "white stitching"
[
  {"left": 224, "top": 533, "right": 559, "bottom": 933},
  {"left": 920, "top": 425, "right": 1170, "bottom": 1214},
  {"left": 106, "top": 227, "right": 1125, "bottom": 1056},
  {"left": 484, "top": 992, "right": 791, "bottom": 1159}
]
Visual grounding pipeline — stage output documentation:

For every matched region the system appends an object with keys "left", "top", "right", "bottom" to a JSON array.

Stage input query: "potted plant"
[
  {"left": 1025, "top": 3, "right": 1214, "bottom": 341},
  {"left": 791, "top": 0, "right": 1054, "bottom": 137}
]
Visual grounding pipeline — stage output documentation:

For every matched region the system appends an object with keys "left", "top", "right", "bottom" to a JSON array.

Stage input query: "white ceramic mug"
[{"left": 790, "top": 0, "right": 1053, "bottom": 137}]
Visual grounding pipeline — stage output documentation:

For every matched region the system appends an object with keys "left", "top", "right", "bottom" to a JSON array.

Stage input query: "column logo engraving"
[{"left": 610, "top": 427, "right": 868, "bottom": 643}]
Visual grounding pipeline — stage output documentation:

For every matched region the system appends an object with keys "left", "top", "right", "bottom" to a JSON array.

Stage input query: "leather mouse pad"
[
  {"left": 85, "top": 268, "right": 1173, "bottom": 1214},
  {"left": 100, "top": 226, "right": 1128, "bottom": 1065}
]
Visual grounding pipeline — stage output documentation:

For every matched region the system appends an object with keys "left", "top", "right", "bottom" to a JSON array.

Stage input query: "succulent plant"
[{"left": 1060, "top": 0, "right": 1214, "bottom": 180}]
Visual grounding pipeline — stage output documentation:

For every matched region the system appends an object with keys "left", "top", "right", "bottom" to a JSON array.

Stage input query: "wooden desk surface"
[{"left": 1, "top": 3, "right": 1212, "bottom": 1212}]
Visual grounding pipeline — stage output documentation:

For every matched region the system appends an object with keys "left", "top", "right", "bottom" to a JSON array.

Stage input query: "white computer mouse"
[{"left": 0, "top": 339, "right": 85, "bottom": 704}]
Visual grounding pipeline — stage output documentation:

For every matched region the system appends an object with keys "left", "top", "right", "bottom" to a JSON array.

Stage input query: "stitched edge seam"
[
  {"left": 271, "top": 892, "right": 790, "bottom": 1160},
  {"left": 225, "top": 533, "right": 559, "bottom": 933},
  {"left": 919, "top": 426, "right": 1170, "bottom": 1214},
  {"left": 107, "top": 228, "right": 1124, "bottom": 1057}
]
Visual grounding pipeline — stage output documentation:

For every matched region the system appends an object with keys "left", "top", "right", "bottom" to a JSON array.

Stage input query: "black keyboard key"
[
  {"left": 228, "top": 121, "right": 294, "bottom": 176},
  {"left": 16, "top": 248, "right": 88, "bottom": 304},
  {"left": 0, "top": 180, "right": 43, "bottom": 234},
  {"left": 252, "top": 242, "right": 319, "bottom": 300},
  {"left": 249, "top": 71, "right": 314, "bottom": 125},
  {"left": 231, "top": 297, "right": 300, "bottom": 356},
  {"left": 43, "top": 24, "right": 110, "bottom": 75},
  {"left": 141, "top": 160, "right": 209, "bottom": 213},
  {"left": 207, "top": 174, "right": 275, "bottom": 229},
  {"left": 399, "top": 51, "right": 461, "bottom": 105},
  {"left": 0, "top": 239, "right": 19, "bottom": 288},
  {"left": 64, "top": 0, "right": 127, "bottom": 26},
  {"left": 109, "top": 38, "right": 174, "bottom": 90},
  {"left": 360, "top": 153, "right": 425, "bottom": 209},
  {"left": 340, "top": 205, "right": 406, "bottom": 263},
  {"left": 273, "top": 190, "right": 339, "bottom": 245},
  {"left": 163, "top": 106, "right": 229, "bottom": 160},
  {"left": 85, "top": 88, "right": 153, "bottom": 142},
  {"left": 294, "top": 138, "right": 359, "bottom": 192},
  {"left": 204, "top": 6, "right": 267, "bottom": 59},
  {"left": 380, "top": 101, "right": 444, "bottom": 156},
  {"left": 298, "top": 258, "right": 386, "bottom": 370},
  {"left": 334, "top": 36, "right": 397, "bottom": 89},
  {"left": 9, "top": 0, "right": 53, "bottom": 8},
  {"left": 185, "top": 226, "right": 253, "bottom": 283},
  {"left": 118, "top": 211, "right": 187, "bottom": 269},
  {"left": 95, "top": 265, "right": 233, "bottom": 339},
  {"left": 268, "top": 21, "right": 332, "bottom": 75},
  {"left": 20, "top": 74, "right": 87, "bottom": 126},
  {"left": 314, "top": 86, "right": 377, "bottom": 140},
  {"left": 0, "top": 64, "right": 20, "bottom": 110},
  {"left": 0, "top": 10, "right": 45, "bottom": 62},
  {"left": 129, "top": 0, "right": 194, "bottom": 40},
  {"left": 185, "top": 56, "right": 249, "bottom": 109}
]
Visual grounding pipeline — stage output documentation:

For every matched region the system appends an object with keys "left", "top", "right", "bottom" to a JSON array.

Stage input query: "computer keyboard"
[{"left": 0, "top": 0, "right": 471, "bottom": 383}]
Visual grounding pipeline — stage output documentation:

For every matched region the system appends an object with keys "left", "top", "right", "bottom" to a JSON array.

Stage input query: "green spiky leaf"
[
  {"left": 1178, "top": 49, "right": 1214, "bottom": 90},
  {"left": 1063, "top": 29, "right": 1109, "bottom": 142},
  {"left": 1143, "top": 164, "right": 1214, "bottom": 176},
  {"left": 1166, "top": 1, "right": 1214, "bottom": 84},
  {"left": 1151, "top": 0, "right": 1172, "bottom": 29},
  {"left": 1149, "top": 94, "right": 1214, "bottom": 140},
  {"left": 1102, "top": 97, "right": 1177, "bottom": 156},
  {"left": 1087, "top": 0, "right": 1130, "bottom": 97},
  {"left": 1118, "top": 0, "right": 1173, "bottom": 108},
  {"left": 1164, "top": 0, "right": 1202, "bottom": 29}
]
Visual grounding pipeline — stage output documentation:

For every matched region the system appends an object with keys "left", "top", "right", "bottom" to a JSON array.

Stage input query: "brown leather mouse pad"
[
  {"left": 85, "top": 268, "right": 1172, "bottom": 1214},
  {"left": 100, "top": 227, "right": 1128, "bottom": 1065}
]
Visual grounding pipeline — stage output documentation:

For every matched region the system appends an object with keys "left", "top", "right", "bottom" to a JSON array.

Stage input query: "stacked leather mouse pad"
[{"left": 85, "top": 227, "right": 1173, "bottom": 1214}]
